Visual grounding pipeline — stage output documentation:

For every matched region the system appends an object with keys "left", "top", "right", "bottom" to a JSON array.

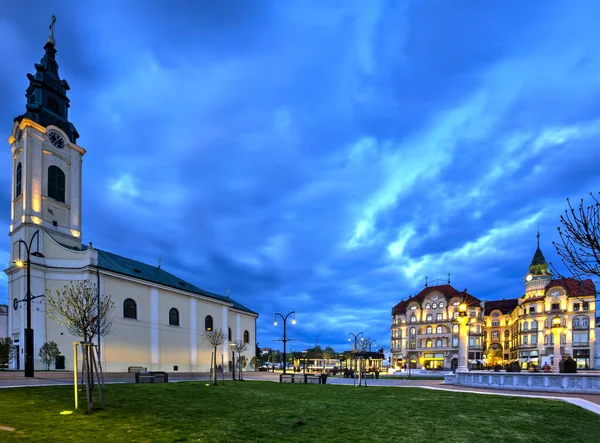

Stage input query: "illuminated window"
[
  {"left": 426, "top": 314, "right": 432, "bottom": 322},
  {"left": 531, "top": 320, "right": 538, "bottom": 330},
  {"left": 244, "top": 330, "right": 250, "bottom": 343},
  {"left": 123, "top": 298, "right": 137, "bottom": 319},
  {"left": 504, "top": 330, "right": 510, "bottom": 338},
  {"left": 436, "top": 313, "right": 442, "bottom": 321},
  {"left": 205, "top": 315, "right": 213, "bottom": 331},
  {"left": 453, "top": 324, "right": 459, "bottom": 333},
  {"left": 426, "top": 340, "right": 432, "bottom": 348},
  {"left": 48, "top": 165, "right": 65, "bottom": 203},
  {"left": 426, "top": 326, "right": 432, "bottom": 334},
  {"left": 409, "top": 327, "right": 416, "bottom": 335},
  {"left": 438, "top": 302, "right": 444, "bottom": 308},
  {"left": 410, "top": 315, "right": 417, "bottom": 323},
  {"left": 169, "top": 308, "right": 179, "bottom": 326},
  {"left": 491, "top": 330, "right": 500, "bottom": 339},
  {"left": 432, "top": 303, "right": 437, "bottom": 309},
  {"left": 436, "top": 326, "right": 442, "bottom": 334},
  {"left": 492, "top": 321, "right": 500, "bottom": 327},
  {"left": 15, "top": 163, "right": 22, "bottom": 197},
  {"left": 523, "top": 321, "right": 529, "bottom": 331},
  {"left": 436, "top": 339, "right": 442, "bottom": 347},
  {"left": 425, "top": 303, "right": 431, "bottom": 309}
]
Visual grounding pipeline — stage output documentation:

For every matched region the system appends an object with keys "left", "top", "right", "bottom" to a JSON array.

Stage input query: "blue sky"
[{"left": 1, "top": 1, "right": 600, "bottom": 353}]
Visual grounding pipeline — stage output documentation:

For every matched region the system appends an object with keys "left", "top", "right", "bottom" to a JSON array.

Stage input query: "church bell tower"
[{"left": 8, "top": 16, "right": 85, "bottom": 254}]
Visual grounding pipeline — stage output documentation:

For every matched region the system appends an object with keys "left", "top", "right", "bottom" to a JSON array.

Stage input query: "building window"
[
  {"left": 453, "top": 324, "right": 459, "bottom": 333},
  {"left": 436, "top": 339, "right": 442, "bottom": 347},
  {"left": 432, "top": 303, "right": 437, "bottom": 309},
  {"left": 504, "top": 330, "right": 510, "bottom": 338},
  {"left": 574, "top": 303, "right": 580, "bottom": 312},
  {"left": 426, "top": 326, "right": 432, "bottom": 334},
  {"left": 47, "top": 165, "right": 65, "bottom": 203},
  {"left": 169, "top": 308, "right": 179, "bottom": 326},
  {"left": 426, "top": 340, "right": 432, "bottom": 348},
  {"left": 436, "top": 313, "right": 442, "bottom": 321},
  {"left": 492, "top": 321, "right": 500, "bottom": 327},
  {"left": 410, "top": 315, "right": 417, "bottom": 323},
  {"left": 470, "top": 311, "right": 476, "bottom": 317},
  {"left": 244, "top": 330, "right": 249, "bottom": 343},
  {"left": 15, "top": 163, "right": 22, "bottom": 197},
  {"left": 551, "top": 303, "right": 560, "bottom": 311},
  {"left": 205, "top": 315, "right": 213, "bottom": 331},
  {"left": 523, "top": 321, "right": 529, "bottom": 332},
  {"left": 123, "top": 298, "right": 137, "bottom": 319},
  {"left": 436, "top": 326, "right": 442, "bottom": 334},
  {"left": 573, "top": 318, "right": 580, "bottom": 327},
  {"left": 531, "top": 320, "right": 538, "bottom": 330},
  {"left": 531, "top": 335, "right": 537, "bottom": 345},
  {"left": 426, "top": 314, "right": 432, "bottom": 322},
  {"left": 409, "top": 327, "right": 416, "bottom": 335},
  {"left": 425, "top": 303, "right": 431, "bottom": 309},
  {"left": 452, "top": 337, "right": 458, "bottom": 347},
  {"left": 583, "top": 302, "right": 589, "bottom": 311},
  {"left": 453, "top": 312, "right": 459, "bottom": 319},
  {"left": 438, "top": 302, "right": 444, "bottom": 308},
  {"left": 491, "top": 330, "right": 500, "bottom": 339},
  {"left": 228, "top": 327, "right": 232, "bottom": 341},
  {"left": 529, "top": 307, "right": 535, "bottom": 314}
]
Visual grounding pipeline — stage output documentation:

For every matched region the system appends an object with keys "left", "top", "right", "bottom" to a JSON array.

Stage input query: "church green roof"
[{"left": 95, "top": 248, "right": 257, "bottom": 315}]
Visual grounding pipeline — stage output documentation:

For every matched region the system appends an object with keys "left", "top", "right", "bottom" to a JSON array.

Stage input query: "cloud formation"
[{"left": 1, "top": 1, "right": 600, "bottom": 352}]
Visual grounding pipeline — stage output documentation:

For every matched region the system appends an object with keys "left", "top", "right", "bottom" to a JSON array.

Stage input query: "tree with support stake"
[
  {"left": 46, "top": 281, "right": 114, "bottom": 414},
  {"left": 204, "top": 329, "right": 227, "bottom": 385},
  {"left": 234, "top": 340, "right": 247, "bottom": 381}
]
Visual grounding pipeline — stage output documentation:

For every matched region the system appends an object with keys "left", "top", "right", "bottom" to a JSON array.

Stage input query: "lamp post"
[
  {"left": 274, "top": 311, "right": 296, "bottom": 375},
  {"left": 14, "top": 229, "right": 45, "bottom": 378},
  {"left": 229, "top": 343, "right": 236, "bottom": 380},
  {"left": 456, "top": 302, "right": 469, "bottom": 373},
  {"left": 551, "top": 315, "right": 563, "bottom": 374},
  {"left": 348, "top": 332, "right": 364, "bottom": 371},
  {"left": 302, "top": 350, "right": 307, "bottom": 375}
]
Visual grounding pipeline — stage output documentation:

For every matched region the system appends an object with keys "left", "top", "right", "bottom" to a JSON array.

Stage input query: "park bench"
[
  {"left": 128, "top": 366, "right": 147, "bottom": 373},
  {"left": 280, "top": 373, "right": 326, "bottom": 384},
  {"left": 135, "top": 371, "right": 169, "bottom": 384}
]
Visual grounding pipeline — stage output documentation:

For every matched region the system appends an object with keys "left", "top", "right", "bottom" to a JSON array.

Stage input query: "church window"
[
  {"left": 48, "top": 166, "right": 65, "bottom": 203},
  {"left": 15, "top": 163, "right": 22, "bottom": 197},
  {"left": 228, "top": 327, "right": 232, "bottom": 341},
  {"left": 244, "top": 330, "right": 250, "bottom": 343},
  {"left": 123, "top": 298, "right": 137, "bottom": 319},
  {"left": 436, "top": 326, "right": 442, "bottom": 334},
  {"left": 169, "top": 308, "right": 179, "bottom": 326},
  {"left": 205, "top": 315, "right": 213, "bottom": 331}
]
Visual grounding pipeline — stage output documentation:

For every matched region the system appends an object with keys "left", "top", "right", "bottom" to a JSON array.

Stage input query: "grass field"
[{"left": 0, "top": 381, "right": 598, "bottom": 442}]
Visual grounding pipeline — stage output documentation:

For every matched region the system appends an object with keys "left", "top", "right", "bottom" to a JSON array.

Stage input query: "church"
[{"left": 4, "top": 21, "right": 258, "bottom": 373}]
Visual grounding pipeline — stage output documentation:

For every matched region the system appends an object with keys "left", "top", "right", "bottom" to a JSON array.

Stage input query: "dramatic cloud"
[{"left": 1, "top": 0, "right": 600, "bottom": 352}]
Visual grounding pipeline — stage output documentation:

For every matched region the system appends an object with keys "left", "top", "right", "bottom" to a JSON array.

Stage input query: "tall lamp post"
[
  {"left": 230, "top": 343, "right": 236, "bottom": 380},
  {"left": 348, "top": 332, "right": 364, "bottom": 371},
  {"left": 456, "top": 302, "right": 469, "bottom": 373},
  {"left": 302, "top": 350, "right": 307, "bottom": 375},
  {"left": 14, "top": 229, "right": 45, "bottom": 378},
  {"left": 551, "top": 315, "right": 564, "bottom": 373},
  {"left": 274, "top": 311, "right": 296, "bottom": 374}
]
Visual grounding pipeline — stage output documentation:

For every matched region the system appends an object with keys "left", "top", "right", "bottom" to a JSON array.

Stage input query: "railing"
[{"left": 572, "top": 342, "right": 590, "bottom": 347}]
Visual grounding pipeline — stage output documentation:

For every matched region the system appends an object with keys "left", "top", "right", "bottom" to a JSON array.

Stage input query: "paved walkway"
[{"left": 1, "top": 371, "right": 599, "bottom": 415}]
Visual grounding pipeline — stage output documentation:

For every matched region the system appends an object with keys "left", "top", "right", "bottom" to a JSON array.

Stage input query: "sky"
[{"left": 1, "top": 0, "right": 600, "bottom": 354}]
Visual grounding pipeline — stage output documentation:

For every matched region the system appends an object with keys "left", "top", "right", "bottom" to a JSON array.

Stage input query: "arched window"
[
  {"left": 453, "top": 324, "right": 459, "bottom": 333},
  {"left": 425, "top": 303, "right": 431, "bottom": 309},
  {"left": 409, "top": 327, "right": 416, "bottom": 335},
  {"left": 123, "top": 298, "right": 137, "bottom": 319},
  {"left": 504, "top": 330, "right": 510, "bottom": 338},
  {"left": 523, "top": 321, "right": 529, "bottom": 331},
  {"left": 531, "top": 320, "right": 538, "bottom": 330},
  {"left": 426, "top": 326, "right": 432, "bottom": 334},
  {"left": 15, "top": 163, "right": 22, "bottom": 197},
  {"left": 438, "top": 302, "right": 444, "bottom": 308},
  {"left": 169, "top": 308, "right": 179, "bottom": 326},
  {"left": 410, "top": 315, "right": 417, "bottom": 323},
  {"left": 582, "top": 317, "right": 589, "bottom": 327},
  {"left": 48, "top": 166, "right": 65, "bottom": 203},
  {"left": 436, "top": 339, "right": 442, "bottom": 347},
  {"left": 432, "top": 303, "right": 437, "bottom": 309},
  {"left": 573, "top": 318, "right": 580, "bottom": 327},
  {"left": 228, "top": 327, "right": 232, "bottom": 341},
  {"left": 436, "top": 326, "right": 442, "bottom": 334},
  {"left": 426, "top": 314, "right": 432, "bottom": 322},
  {"left": 491, "top": 330, "right": 500, "bottom": 339},
  {"left": 426, "top": 340, "right": 432, "bottom": 348},
  {"left": 244, "top": 330, "right": 249, "bottom": 343},
  {"left": 205, "top": 315, "right": 213, "bottom": 331}
]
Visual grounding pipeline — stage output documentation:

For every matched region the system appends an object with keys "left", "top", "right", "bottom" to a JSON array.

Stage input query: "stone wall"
[{"left": 444, "top": 371, "right": 600, "bottom": 394}]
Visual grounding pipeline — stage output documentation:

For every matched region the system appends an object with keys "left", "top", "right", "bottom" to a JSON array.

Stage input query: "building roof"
[
  {"left": 546, "top": 278, "right": 596, "bottom": 297},
  {"left": 392, "top": 284, "right": 480, "bottom": 315},
  {"left": 95, "top": 248, "right": 257, "bottom": 315},
  {"left": 485, "top": 298, "right": 519, "bottom": 314}
]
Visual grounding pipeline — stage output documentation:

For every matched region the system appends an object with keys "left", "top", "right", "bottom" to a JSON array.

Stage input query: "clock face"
[
  {"left": 526, "top": 274, "right": 533, "bottom": 282},
  {"left": 48, "top": 132, "right": 65, "bottom": 149}
]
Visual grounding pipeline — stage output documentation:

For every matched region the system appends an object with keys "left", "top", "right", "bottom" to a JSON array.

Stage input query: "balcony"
[
  {"left": 517, "top": 344, "right": 539, "bottom": 349},
  {"left": 573, "top": 325, "right": 590, "bottom": 330},
  {"left": 572, "top": 342, "right": 589, "bottom": 348}
]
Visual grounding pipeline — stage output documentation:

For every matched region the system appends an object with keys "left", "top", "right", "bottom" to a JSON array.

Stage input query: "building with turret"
[
  {"left": 4, "top": 18, "right": 257, "bottom": 372},
  {"left": 391, "top": 235, "right": 596, "bottom": 370}
]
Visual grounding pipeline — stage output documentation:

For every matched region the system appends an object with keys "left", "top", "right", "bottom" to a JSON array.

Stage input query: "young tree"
[
  {"left": 46, "top": 281, "right": 115, "bottom": 343},
  {"left": 0, "top": 338, "right": 17, "bottom": 368},
  {"left": 39, "top": 341, "right": 61, "bottom": 370},
  {"left": 234, "top": 340, "right": 248, "bottom": 380},
  {"left": 554, "top": 193, "right": 600, "bottom": 279},
  {"left": 204, "top": 329, "right": 227, "bottom": 385}
]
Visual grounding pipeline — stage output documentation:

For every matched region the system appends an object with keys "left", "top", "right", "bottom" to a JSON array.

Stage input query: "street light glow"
[{"left": 15, "top": 260, "right": 24, "bottom": 267}]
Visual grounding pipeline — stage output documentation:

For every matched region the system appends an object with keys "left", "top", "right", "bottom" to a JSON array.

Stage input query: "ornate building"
[
  {"left": 4, "top": 20, "right": 258, "bottom": 372},
  {"left": 391, "top": 237, "right": 597, "bottom": 370}
]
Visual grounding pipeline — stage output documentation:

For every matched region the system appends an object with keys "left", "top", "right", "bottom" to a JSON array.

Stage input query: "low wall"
[{"left": 444, "top": 371, "right": 600, "bottom": 394}]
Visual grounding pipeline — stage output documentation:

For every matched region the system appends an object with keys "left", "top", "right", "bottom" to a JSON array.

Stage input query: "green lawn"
[{"left": 0, "top": 381, "right": 598, "bottom": 442}]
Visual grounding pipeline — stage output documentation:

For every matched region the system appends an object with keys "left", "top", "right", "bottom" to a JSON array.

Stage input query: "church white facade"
[{"left": 4, "top": 25, "right": 258, "bottom": 373}]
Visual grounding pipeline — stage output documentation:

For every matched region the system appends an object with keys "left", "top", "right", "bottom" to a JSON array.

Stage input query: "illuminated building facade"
[
  {"left": 391, "top": 238, "right": 597, "bottom": 370},
  {"left": 4, "top": 21, "right": 257, "bottom": 372}
]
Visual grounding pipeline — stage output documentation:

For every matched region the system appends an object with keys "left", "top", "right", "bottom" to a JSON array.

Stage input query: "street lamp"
[
  {"left": 274, "top": 311, "right": 296, "bottom": 374},
  {"left": 14, "top": 229, "right": 45, "bottom": 377},
  {"left": 456, "top": 302, "right": 469, "bottom": 373},
  {"left": 302, "top": 350, "right": 307, "bottom": 375},
  {"left": 229, "top": 343, "right": 236, "bottom": 380},
  {"left": 551, "top": 315, "right": 564, "bottom": 373},
  {"left": 348, "top": 332, "right": 364, "bottom": 371}
]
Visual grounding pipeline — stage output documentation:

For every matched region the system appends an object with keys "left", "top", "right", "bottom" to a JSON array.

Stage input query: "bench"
[
  {"left": 280, "top": 373, "right": 326, "bottom": 384},
  {"left": 135, "top": 371, "right": 169, "bottom": 384},
  {"left": 128, "top": 366, "right": 147, "bottom": 373}
]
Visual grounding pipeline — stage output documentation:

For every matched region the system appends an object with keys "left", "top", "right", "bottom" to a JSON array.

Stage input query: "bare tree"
[
  {"left": 234, "top": 340, "right": 247, "bottom": 380},
  {"left": 46, "top": 281, "right": 114, "bottom": 343},
  {"left": 204, "top": 329, "right": 227, "bottom": 385},
  {"left": 553, "top": 193, "right": 600, "bottom": 280}
]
